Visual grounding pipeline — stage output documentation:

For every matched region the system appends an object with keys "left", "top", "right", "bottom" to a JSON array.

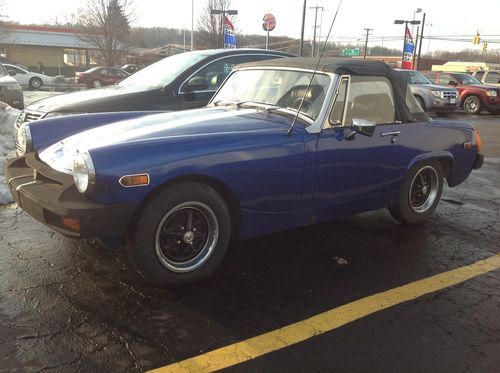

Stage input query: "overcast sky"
[{"left": 4, "top": 0, "right": 500, "bottom": 53}]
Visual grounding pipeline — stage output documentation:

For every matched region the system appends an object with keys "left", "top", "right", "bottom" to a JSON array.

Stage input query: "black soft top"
[{"left": 238, "top": 57, "right": 429, "bottom": 122}]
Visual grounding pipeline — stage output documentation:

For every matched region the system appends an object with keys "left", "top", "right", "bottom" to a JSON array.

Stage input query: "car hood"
[
  {"left": 26, "top": 85, "right": 146, "bottom": 112},
  {"left": 418, "top": 83, "right": 457, "bottom": 91},
  {"left": 467, "top": 84, "right": 499, "bottom": 90},
  {"left": 0, "top": 75, "right": 19, "bottom": 85},
  {"left": 39, "top": 107, "right": 292, "bottom": 173}
]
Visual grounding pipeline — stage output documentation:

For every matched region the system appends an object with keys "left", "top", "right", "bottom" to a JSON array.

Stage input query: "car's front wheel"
[
  {"left": 29, "top": 77, "right": 43, "bottom": 90},
  {"left": 91, "top": 79, "right": 103, "bottom": 88},
  {"left": 389, "top": 160, "right": 443, "bottom": 223},
  {"left": 127, "top": 182, "right": 231, "bottom": 285},
  {"left": 463, "top": 95, "right": 482, "bottom": 114}
]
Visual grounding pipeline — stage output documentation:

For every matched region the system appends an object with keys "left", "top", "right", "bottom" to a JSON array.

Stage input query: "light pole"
[
  {"left": 191, "top": 0, "right": 194, "bottom": 51},
  {"left": 211, "top": 8, "right": 238, "bottom": 48},
  {"left": 363, "top": 28, "right": 373, "bottom": 59},
  {"left": 416, "top": 12, "right": 426, "bottom": 70},
  {"left": 411, "top": 8, "right": 422, "bottom": 36},
  {"left": 299, "top": 0, "right": 307, "bottom": 56},
  {"left": 394, "top": 19, "right": 420, "bottom": 68}
]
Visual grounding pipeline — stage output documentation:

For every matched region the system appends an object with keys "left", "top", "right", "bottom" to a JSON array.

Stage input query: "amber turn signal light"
[
  {"left": 119, "top": 173, "right": 150, "bottom": 187},
  {"left": 474, "top": 127, "right": 482, "bottom": 153},
  {"left": 62, "top": 217, "right": 80, "bottom": 232}
]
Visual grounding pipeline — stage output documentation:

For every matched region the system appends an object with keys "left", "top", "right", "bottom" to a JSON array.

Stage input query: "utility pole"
[
  {"left": 363, "top": 28, "right": 373, "bottom": 59},
  {"left": 191, "top": 0, "right": 194, "bottom": 51},
  {"left": 309, "top": 6, "right": 324, "bottom": 57},
  {"left": 416, "top": 12, "right": 426, "bottom": 70},
  {"left": 299, "top": 0, "right": 307, "bottom": 56}
]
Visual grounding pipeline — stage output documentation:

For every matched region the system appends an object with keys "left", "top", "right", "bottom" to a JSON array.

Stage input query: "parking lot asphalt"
[{"left": 0, "top": 111, "right": 499, "bottom": 372}]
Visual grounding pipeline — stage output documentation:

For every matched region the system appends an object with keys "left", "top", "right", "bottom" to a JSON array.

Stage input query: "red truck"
[{"left": 422, "top": 71, "right": 500, "bottom": 114}]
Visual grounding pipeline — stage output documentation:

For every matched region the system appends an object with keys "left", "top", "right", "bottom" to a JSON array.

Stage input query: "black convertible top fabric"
[{"left": 238, "top": 57, "right": 429, "bottom": 122}]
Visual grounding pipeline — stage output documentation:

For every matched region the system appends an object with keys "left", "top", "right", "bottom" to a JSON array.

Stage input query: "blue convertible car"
[{"left": 7, "top": 58, "right": 483, "bottom": 284}]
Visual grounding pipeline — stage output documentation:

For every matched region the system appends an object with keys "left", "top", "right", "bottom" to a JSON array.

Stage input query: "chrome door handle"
[{"left": 380, "top": 130, "right": 401, "bottom": 137}]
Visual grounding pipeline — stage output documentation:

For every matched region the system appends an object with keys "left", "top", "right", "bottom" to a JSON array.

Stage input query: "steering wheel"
[{"left": 292, "top": 97, "right": 313, "bottom": 112}]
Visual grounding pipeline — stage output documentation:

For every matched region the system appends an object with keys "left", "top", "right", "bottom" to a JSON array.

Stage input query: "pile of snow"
[{"left": 0, "top": 103, "right": 21, "bottom": 204}]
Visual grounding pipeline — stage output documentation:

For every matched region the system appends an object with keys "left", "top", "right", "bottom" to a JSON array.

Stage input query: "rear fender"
[{"left": 406, "top": 151, "right": 455, "bottom": 185}]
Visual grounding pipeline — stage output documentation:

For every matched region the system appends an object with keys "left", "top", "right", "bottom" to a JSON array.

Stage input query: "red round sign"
[{"left": 262, "top": 13, "right": 276, "bottom": 32}]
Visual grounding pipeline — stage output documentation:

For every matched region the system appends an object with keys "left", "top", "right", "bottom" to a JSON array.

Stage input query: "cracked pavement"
[{"left": 0, "top": 115, "right": 499, "bottom": 372}]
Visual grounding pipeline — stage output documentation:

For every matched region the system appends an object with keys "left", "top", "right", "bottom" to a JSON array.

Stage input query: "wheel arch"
[
  {"left": 126, "top": 174, "right": 241, "bottom": 242},
  {"left": 407, "top": 152, "right": 454, "bottom": 185},
  {"left": 414, "top": 94, "right": 426, "bottom": 110}
]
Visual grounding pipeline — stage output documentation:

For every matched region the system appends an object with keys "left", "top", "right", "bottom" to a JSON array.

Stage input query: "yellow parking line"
[{"left": 149, "top": 254, "right": 500, "bottom": 373}]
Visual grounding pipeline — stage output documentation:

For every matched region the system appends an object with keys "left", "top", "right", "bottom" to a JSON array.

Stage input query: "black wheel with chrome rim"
[
  {"left": 389, "top": 160, "right": 443, "bottom": 223},
  {"left": 128, "top": 183, "right": 231, "bottom": 285},
  {"left": 408, "top": 166, "right": 439, "bottom": 214},
  {"left": 155, "top": 202, "right": 219, "bottom": 273}
]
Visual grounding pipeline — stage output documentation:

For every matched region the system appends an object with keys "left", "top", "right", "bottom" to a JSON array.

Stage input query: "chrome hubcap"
[
  {"left": 408, "top": 166, "right": 439, "bottom": 213},
  {"left": 155, "top": 201, "right": 218, "bottom": 273}
]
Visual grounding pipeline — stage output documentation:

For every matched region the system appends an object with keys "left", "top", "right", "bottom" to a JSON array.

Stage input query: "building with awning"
[{"left": 0, "top": 24, "right": 103, "bottom": 76}]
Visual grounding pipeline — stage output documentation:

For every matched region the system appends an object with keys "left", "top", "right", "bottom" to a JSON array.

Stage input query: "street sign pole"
[{"left": 266, "top": 28, "right": 269, "bottom": 50}]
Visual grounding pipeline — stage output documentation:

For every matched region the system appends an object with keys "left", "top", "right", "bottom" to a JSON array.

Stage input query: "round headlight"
[
  {"left": 16, "top": 124, "right": 32, "bottom": 157},
  {"left": 72, "top": 151, "right": 95, "bottom": 194}
]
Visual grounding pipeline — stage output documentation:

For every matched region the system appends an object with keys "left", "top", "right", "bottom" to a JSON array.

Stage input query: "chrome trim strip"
[
  {"left": 8, "top": 174, "right": 33, "bottom": 185},
  {"left": 380, "top": 130, "right": 401, "bottom": 137},
  {"left": 15, "top": 180, "right": 41, "bottom": 192},
  {"left": 119, "top": 173, "right": 151, "bottom": 188}
]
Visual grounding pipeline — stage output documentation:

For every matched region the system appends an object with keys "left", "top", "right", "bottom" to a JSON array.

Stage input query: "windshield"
[
  {"left": 404, "top": 70, "right": 432, "bottom": 85},
  {"left": 118, "top": 51, "right": 210, "bottom": 89},
  {"left": 0, "top": 64, "right": 7, "bottom": 77},
  {"left": 454, "top": 74, "right": 481, "bottom": 85},
  {"left": 212, "top": 69, "right": 331, "bottom": 121}
]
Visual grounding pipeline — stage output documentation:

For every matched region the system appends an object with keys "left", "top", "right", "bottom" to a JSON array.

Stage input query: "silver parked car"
[
  {"left": 3, "top": 63, "right": 55, "bottom": 90},
  {"left": 0, "top": 63, "right": 24, "bottom": 109},
  {"left": 396, "top": 69, "right": 459, "bottom": 117}
]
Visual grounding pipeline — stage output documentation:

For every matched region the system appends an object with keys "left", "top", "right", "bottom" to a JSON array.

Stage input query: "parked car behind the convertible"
[
  {"left": 7, "top": 58, "right": 483, "bottom": 285},
  {"left": 16, "top": 49, "right": 293, "bottom": 127},
  {"left": 75, "top": 66, "right": 130, "bottom": 89},
  {"left": 0, "top": 63, "right": 24, "bottom": 109},
  {"left": 3, "top": 63, "right": 56, "bottom": 91},
  {"left": 395, "top": 69, "right": 459, "bottom": 116},
  {"left": 422, "top": 71, "right": 500, "bottom": 114}
]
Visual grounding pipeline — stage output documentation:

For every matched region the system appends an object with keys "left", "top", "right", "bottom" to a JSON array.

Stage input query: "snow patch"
[{"left": 0, "top": 103, "right": 21, "bottom": 204}]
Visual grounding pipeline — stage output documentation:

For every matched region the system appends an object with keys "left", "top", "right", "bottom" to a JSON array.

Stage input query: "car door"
[
  {"left": 313, "top": 75, "right": 401, "bottom": 217},
  {"left": 177, "top": 54, "right": 278, "bottom": 110},
  {"left": 8, "top": 65, "right": 29, "bottom": 87}
]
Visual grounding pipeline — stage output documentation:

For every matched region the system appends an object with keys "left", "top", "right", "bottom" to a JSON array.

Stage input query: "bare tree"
[
  {"left": 197, "top": 0, "right": 235, "bottom": 49},
  {"left": 76, "top": 0, "right": 133, "bottom": 66}
]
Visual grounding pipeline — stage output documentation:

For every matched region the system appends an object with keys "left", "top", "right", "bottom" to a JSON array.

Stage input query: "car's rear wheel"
[
  {"left": 29, "top": 77, "right": 43, "bottom": 90},
  {"left": 127, "top": 182, "right": 231, "bottom": 285},
  {"left": 92, "top": 79, "right": 103, "bottom": 88},
  {"left": 463, "top": 95, "right": 481, "bottom": 114},
  {"left": 389, "top": 160, "right": 443, "bottom": 223}
]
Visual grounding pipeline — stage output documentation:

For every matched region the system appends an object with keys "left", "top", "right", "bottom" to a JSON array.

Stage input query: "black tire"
[
  {"left": 463, "top": 95, "right": 482, "bottom": 114},
  {"left": 29, "top": 77, "right": 43, "bottom": 90},
  {"left": 127, "top": 182, "right": 231, "bottom": 285},
  {"left": 91, "top": 79, "right": 103, "bottom": 88},
  {"left": 415, "top": 96, "right": 426, "bottom": 111},
  {"left": 388, "top": 160, "right": 443, "bottom": 223}
]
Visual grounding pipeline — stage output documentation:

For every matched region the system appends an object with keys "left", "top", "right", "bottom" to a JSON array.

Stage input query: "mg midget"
[{"left": 7, "top": 58, "right": 483, "bottom": 285}]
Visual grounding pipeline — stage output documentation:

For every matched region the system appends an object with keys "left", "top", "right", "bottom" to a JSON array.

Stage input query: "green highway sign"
[{"left": 341, "top": 48, "right": 361, "bottom": 57}]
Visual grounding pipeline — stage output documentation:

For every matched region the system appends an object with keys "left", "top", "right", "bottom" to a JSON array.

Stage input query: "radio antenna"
[{"left": 287, "top": 0, "right": 343, "bottom": 136}]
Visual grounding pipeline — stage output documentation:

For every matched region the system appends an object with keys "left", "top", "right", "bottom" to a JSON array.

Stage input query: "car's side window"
[
  {"left": 439, "top": 73, "right": 454, "bottom": 85},
  {"left": 485, "top": 71, "right": 500, "bottom": 84},
  {"left": 181, "top": 55, "right": 267, "bottom": 92},
  {"left": 13, "top": 67, "right": 26, "bottom": 74},
  {"left": 328, "top": 77, "right": 349, "bottom": 126},
  {"left": 475, "top": 71, "right": 484, "bottom": 80},
  {"left": 341, "top": 76, "right": 396, "bottom": 126}
]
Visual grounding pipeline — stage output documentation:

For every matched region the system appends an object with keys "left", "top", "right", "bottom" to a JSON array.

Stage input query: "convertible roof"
[
  {"left": 238, "top": 57, "right": 429, "bottom": 122},
  {"left": 239, "top": 57, "right": 391, "bottom": 75}
]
